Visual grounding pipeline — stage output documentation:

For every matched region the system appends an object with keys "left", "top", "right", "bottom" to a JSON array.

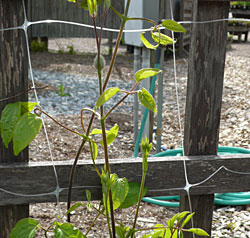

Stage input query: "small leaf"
[
  {"left": 20, "top": 102, "right": 38, "bottom": 115},
  {"left": 94, "top": 87, "right": 120, "bottom": 111},
  {"left": 176, "top": 211, "right": 190, "bottom": 222},
  {"left": 140, "top": 32, "right": 158, "bottom": 50},
  {"left": 104, "top": 0, "right": 111, "bottom": 9},
  {"left": 152, "top": 32, "right": 175, "bottom": 45},
  {"left": 181, "top": 212, "right": 194, "bottom": 228},
  {"left": 66, "top": 202, "right": 84, "bottom": 215},
  {"left": 86, "top": 189, "right": 91, "bottom": 202},
  {"left": 10, "top": 218, "right": 39, "bottom": 238},
  {"left": 87, "top": 0, "right": 97, "bottom": 17},
  {"left": 90, "top": 141, "right": 98, "bottom": 160},
  {"left": 179, "top": 230, "right": 184, "bottom": 238},
  {"left": 13, "top": 113, "right": 42, "bottom": 156},
  {"left": 90, "top": 128, "right": 107, "bottom": 135},
  {"left": 119, "top": 182, "right": 148, "bottom": 208},
  {"left": 162, "top": 19, "right": 186, "bottom": 33},
  {"left": 54, "top": 223, "right": 84, "bottom": 238},
  {"left": 135, "top": 68, "right": 162, "bottom": 83},
  {"left": 168, "top": 213, "right": 178, "bottom": 231},
  {"left": 187, "top": 228, "right": 209, "bottom": 236},
  {"left": 138, "top": 88, "right": 157, "bottom": 114},
  {"left": 90, "top": 128, "right": 102, "bottom": 135},
  {"left": 100, "top": 124, "right": 119, "bottom": 146},
  {"left": 0, "top": 102, "right": 21, "bottom": 148}
]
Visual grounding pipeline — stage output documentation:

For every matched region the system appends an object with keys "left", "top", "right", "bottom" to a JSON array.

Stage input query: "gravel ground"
[{"left": 27, "top": 37, "right": 250, "bottom": 237}]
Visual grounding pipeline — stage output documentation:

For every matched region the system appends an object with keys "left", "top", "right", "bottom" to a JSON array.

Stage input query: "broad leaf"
[
  {"left": 180, "top": 213, "right": 194, "bottom": 228},
  {"left": 187, "top": 228, "right": 209, "bottom": 236},
  {"left": 135, "top": 68, "right": 162, "bottom": 83},
  {"left": 10, "top": 218, "right": 39, "bottom": 238},
  {"left": 140, "top": 32, "right": 158, "bottom": 50},
  {"left": 138, "top": 88, "right": 157, "bottom": 114},
  {"left": 94, "top": 87, "right": 120, "bottom": 111},
  {"left": 54, "top": 223, "right": 84, "bottom": 238},
  {"left": 110, "top": 175, "right": 129, "bottom": 211},
  {"left": 162, "top": 19, "right": 186, "bottom": 33},
  {"left": 100, "top": 124, "right": 119, "bottom": 146},
  {"left": 66, "top": 202, "right": 84, "bottom": 215},
  {"left": 152, "top": 32, "right": 174, "bottom": 46},
  {"left": 0, "top": 102, "right": 21, "bottom": 148},
  {"left": 119, "top": 182, "right": 148, "bottom": 208},
  {"left": 13, "top": 113, "right": 42, "bottom": 156},
  {"left": 20, "top": 102, "right": 38, "bottom": 115}
]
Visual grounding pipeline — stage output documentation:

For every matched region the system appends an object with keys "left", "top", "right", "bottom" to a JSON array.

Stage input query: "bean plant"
[{"left": 0, "top": 0, "right": 209, "bottom": 237}]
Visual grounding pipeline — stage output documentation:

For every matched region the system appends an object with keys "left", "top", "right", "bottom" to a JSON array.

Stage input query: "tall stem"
[{"left": 102, "top": 0, "right": 131, "bottom": 91}]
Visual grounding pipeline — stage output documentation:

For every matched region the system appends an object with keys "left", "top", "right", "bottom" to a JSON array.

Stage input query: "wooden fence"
[
  {"left": 27, "top": 0, "right": 124, "bottom": 38},
  {"left": 1, "top": 0, "right": 250, "bottom": 237}
]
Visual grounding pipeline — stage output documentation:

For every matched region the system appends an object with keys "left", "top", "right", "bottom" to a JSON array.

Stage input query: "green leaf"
[
  {"left": 180, "top": 212, "right": 194, "bottom": 228},
  {"left": 179, "top": 230, "right": 184, "bottom": 238},
  {"left": 104, "top": 0, "right": 111, "bottom": 9},
  {"left": 187, "top": 228, "right": 209, "bottom": 236},
  {"left": 90, "top": 128, "right": 103, "bottom": 135},
  {"left": 86, "top": 189, "right": 91, "bottom": 202},
  {"left": 165, "top": 228, "right": 171, "bottom": 238},
  {"left": 10, "top": 218, "right": 39, "bottom": 238},
  {"left": 152, "top": 32, "right": 175, "bottom": 46},
  {"left": 66, "top": 202, "right": 84, "bottom": 215},
  {"left": 135, "top": 68, "right": 162, "bottom": 83},
  {"left": 94, "top": 87, "right": 120, "bottom": 111},
  {"left": 87, "top": 0, "right": 97, "bottom": 17},
  {"left": 13, "top": 113, "right": 42, "bottom": 156},
  {"left": 140, "top": 32, "right": 158, "bottom": 50},
  {"left": 142, "top": 136, "right": 152, "bottom": 172},
  {"left": 138, "top": 88, "right": 157, "bottom": 114},
  {"left": 119, "top": 182, "right": 148, "bottom": 208},
  {"left": 90, "top": 141, "right": 98, "bottom": 160},
  {"left": 20, "top": 102, "right": 38, "bottom": 115},
  {"left": 110, "top": 174, "right": 129, "bottom": 211},
  {"left": 80, "top": 0, "right": 102, "bottom": 10},
  {"left": 167, "top": 214, "right": 178, "bottom": 231},
  {"left": 176, "top": 211, "right": 190, "bottom": 222},
  {"left": 115, "top": 226, "right": 125, "bottom": 238},
  {"left": 161, "top": 19, "right": 186, "bottom": 33},
  {"left": 100, "top": 124, "right": 119, "bottom": 146},
  {"left": 54, "top": 223, "right": 84, "bottom": 238},
  {"left": 0, "top": 102, "right": 21, "bottom": 148}
]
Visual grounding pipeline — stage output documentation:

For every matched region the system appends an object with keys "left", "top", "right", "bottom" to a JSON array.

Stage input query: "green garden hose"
[{"left": 142, "top": 146, "right": 250, "bottom": 207}]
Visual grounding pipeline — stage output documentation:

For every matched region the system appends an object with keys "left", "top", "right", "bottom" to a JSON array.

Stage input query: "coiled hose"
[{"left": 142, "top": 146, "right": 250, "bottom": 207}]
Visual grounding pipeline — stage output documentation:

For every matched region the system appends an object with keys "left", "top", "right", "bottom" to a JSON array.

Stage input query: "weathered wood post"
[
  {"left": 0, "top": 0, "right": 29, "bottom": 236},
  {"left": 180, "top": 0, "right": 229, "bottom": 237}
]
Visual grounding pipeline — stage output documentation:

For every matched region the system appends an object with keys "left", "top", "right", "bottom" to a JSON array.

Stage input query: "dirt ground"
[{"left": 28, "top": 37, "right": 250, "bottom": 237}]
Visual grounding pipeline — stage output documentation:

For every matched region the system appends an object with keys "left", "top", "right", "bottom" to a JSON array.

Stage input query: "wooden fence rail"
[{"left": 1, "top": 154, "right": 250, "bottom": 206}]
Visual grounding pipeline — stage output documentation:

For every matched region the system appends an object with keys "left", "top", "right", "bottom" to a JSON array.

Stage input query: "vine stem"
[{"left": 67, "top": 113, "right": 95, "bottom": 222}]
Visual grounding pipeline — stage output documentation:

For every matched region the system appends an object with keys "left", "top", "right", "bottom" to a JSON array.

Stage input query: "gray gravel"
[{"left": 29, "top": 70, "right": 134, "bottom": 115}]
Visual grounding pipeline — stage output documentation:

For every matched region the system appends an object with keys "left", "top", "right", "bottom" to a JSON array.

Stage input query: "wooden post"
[
  {"left": 180, "top": 0, "right": 229, "bottom": 237},
  {"left": 0, "top": 0, "right": 29, "bottom": 236}
]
